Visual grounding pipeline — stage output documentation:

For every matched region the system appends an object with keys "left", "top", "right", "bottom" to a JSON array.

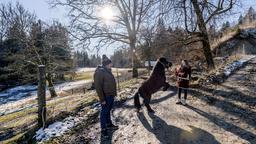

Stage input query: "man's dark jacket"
[{"left": 93, "top": 66, "right": 117, "bottom": 102}]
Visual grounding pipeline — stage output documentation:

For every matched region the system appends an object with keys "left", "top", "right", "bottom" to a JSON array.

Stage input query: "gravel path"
[{"left": 56, "top": 57, "right": 256, "bottom": 144}]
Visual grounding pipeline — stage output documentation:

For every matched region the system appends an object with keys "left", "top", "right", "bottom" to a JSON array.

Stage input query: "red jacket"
[{"left": 175, "top": 65, "right": 191, "bottom": 88}]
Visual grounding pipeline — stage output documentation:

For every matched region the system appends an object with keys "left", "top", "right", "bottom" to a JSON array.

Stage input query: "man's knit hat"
[{"left": 102, "top": 54, "right": 112, "bottom": 66}]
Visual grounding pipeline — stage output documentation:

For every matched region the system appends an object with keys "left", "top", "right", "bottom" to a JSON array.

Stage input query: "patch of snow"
[
  {"left": 0, "top": 93, "right": 9, "bottom": 97},
  {"left": 75, "top": 67, "right": 128, "bottom": 73},
  {"left": 224, "top": 56, "right": 255, "bottom": 76},
  {"left": 0, "top": 85, "right": 37, "bottom": 105},
  {"left": 0, "top": 80, "right": 92, "bottom": 115},
  {"left": 75, "top": 67, "right": 96, "bottom": 73},
  {"left": 0, "top": 67, "right": 130, "bottom": 107},
  {"left": 240, "top": 28, "right": 256, "bottom": 39},
  {"left": 90, "top": 102, "right": 101, "bottom": 110},
  {"left": 0, "top": 98, "right": 37, "bottom": 116},
  {"left": 240, "top": 30, "right": 249, "bottom": 38},
  {"left": 55, "top": 80, "right": 92, "bottom": 92},
  {"left": 35, "top": 116, "right": 83, "bottom": 142}
]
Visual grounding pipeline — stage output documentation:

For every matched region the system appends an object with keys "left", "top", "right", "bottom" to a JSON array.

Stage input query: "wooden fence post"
[
  {"left": 38, "top": 65, "right": 46, "bottom": 128},
  {"left": 116, "top": 68, "right": 120, "bottom": 91}
]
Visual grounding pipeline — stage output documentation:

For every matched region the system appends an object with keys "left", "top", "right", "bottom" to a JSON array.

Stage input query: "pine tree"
[{"left": 238, "top": 14, "right": 244, "bottom": 24}]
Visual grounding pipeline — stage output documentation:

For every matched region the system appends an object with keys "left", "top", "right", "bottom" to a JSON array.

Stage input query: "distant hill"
[
  {"left": 212, "top": 27, "right": 256, "bottom": 57},
  {"left": 211, "top": 6, "right": 256, "bottom": 57}
]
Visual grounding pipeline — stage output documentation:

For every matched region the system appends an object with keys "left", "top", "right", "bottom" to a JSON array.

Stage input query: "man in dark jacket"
[
  {"left": 94, "top": 55, "right": 118, "bottom": 138},
  {"left": 175, "top": 60, "right": 191, "bottom": 105}
]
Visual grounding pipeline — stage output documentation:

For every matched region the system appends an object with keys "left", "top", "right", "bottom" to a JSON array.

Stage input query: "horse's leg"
[
  {"left": 134, "top": 92, "right": 141, "bottom": 112},
  {"left": 162, "top": 82, "right": 171, "bottom": 91},
  {"left": 144, "top": 94, "right": 154, "bottom": 113}
]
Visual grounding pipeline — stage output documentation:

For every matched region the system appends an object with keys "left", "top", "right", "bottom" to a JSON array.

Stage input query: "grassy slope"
[{"left": 0, "top": 73, "right": 142, "bottom": 144}]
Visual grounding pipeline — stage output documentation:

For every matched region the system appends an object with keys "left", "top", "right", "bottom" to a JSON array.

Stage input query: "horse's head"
[{"left": 158, "top": 57, "right": 172, "bottom": 69}]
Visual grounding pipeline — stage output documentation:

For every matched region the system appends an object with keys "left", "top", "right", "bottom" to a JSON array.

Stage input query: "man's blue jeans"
[{"left": 100, "top": 95, "right": 114, "bottom": 129}]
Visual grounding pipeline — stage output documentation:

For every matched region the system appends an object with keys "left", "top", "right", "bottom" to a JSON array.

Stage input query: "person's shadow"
[{"left": 138, "top": 112, "right": 220, "bottom": 144}]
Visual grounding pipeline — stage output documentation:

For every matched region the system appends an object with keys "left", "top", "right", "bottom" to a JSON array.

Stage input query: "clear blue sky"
[
  {"left": 1, "top": 0, "right": 256, "bottom": 56},
  {"left": 1, "top": 0, "right": 68, "bottom": 24}
]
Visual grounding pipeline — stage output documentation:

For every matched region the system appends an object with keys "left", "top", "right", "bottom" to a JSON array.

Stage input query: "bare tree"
[
  {"left": 51, "top": 0, "right": 159, "bottom": 77},
  {"left": 27, "top": 20, "right": 72, "bottom": 98},
  {"left": 138, "top": 26, "right": 155, "bottom": 63},
  {"left": 0, "top": 2, "right": 36, "bottom": 43},
  {"left": 163, "top": 0, "right": 237, "bottom": 69}
]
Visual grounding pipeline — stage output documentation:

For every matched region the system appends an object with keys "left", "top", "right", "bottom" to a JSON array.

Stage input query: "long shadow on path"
[
  {"left": 189, "top": 88, "right": 256, "bottom": 128},
  {"left": 117, "top": 85, "right": 177, "bottom": 110},
  {"left": 185, "top": 105, "right": 256, "bottom": 143},
  {"left": 138, "top": 112, "right": 220, "bottom": 144}
]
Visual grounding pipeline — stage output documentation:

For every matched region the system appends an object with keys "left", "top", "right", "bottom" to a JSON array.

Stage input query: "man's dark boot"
[
  {"left": 107, "top": 124, "right": 119, "bottom": 130},
  {"left": 101, "top": 129, "right": 109, "bottom": 139}
]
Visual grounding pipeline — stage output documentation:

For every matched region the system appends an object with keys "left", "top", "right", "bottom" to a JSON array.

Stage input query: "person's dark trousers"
[
  {"left": 100, "top": 95, "right": 114, "bottom": 129},
  {"left": 178, "top": 88, "right": 188, "bottom": 100}
]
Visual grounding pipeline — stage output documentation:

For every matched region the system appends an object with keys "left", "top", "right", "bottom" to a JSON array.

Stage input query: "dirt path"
[{"left": 58, "top": 58, "right": 256, "bottom": 144}]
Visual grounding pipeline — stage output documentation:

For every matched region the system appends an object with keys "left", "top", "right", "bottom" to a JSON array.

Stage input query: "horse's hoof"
[{"left": 136, "top": 108, "right": 142, "bottom": 113}]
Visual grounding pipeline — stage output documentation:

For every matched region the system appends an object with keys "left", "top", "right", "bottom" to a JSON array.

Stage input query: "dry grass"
[
  {"left": 0, "top": 92, "right": 98, "bottom": 144},
  {"left": 211, "top": 22, "right": 256, "bottom": 50},
  {"left": 0, "top": 108, "right": 37, "bottom": 124},
  {"left": 0, "top": 77, "right": 140, "bottom": 144},
  {"left": 64, "top": 72, "right": 93, "bottom": 81},
  {"left": 2, "top": 132, "right": 26, "bottom": 144},
  {"left": 64, "top": 68, "right": 147, "bottom": 82}
]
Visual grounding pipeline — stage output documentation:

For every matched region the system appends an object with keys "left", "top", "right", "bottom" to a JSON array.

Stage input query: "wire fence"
[{"left": 0, "top": 68, "right": 148, "bottom": 142}]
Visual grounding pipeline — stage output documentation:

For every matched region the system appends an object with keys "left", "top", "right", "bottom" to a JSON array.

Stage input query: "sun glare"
[{"left": 100, "top": 6, "right": 114, "bottom": 21}]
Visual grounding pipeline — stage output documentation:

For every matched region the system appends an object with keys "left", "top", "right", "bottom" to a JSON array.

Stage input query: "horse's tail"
[{"left": 134, "top": 91, "right": 141, "bottom": 109}]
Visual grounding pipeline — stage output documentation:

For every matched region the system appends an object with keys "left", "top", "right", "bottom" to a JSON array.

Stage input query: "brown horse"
[{"left": 134, "top": 57, "right": 172, "bottom": 113}]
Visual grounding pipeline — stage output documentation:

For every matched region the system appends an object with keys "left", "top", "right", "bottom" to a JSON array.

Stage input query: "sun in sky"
[{"left": 100, "top": 6, "right": 114, "bottom": 21}]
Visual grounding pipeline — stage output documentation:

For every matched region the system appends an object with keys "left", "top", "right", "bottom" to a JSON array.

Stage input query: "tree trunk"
[
  {"left": 130, "top": 40, "right": 138, "bottom": 78},
  {"left": 46, "top": 73, "right": 57, "bottom": 98},
  {"left": 201, "top": 35, "right": 215, "bottom": 69},
  {"left": 191, "top": 0, "right": 215, "bottom": 69},
  {"left": 38, "top": 65, "right": 46, "bottom": 128}
]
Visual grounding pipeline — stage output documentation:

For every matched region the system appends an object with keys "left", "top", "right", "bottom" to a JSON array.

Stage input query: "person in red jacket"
[{"left": 175, "top": 60, "right": 191, "bottom": 105}]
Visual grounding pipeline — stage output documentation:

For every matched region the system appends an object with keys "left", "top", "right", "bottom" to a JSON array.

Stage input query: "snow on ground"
[
  {"left": 0, "top": 96, "right": 38, "bottom": 116},
  {"left": 0, "top": 79, "right": 92, "bottom": 116},
  {"left": 35, "top": 116, "right": 84, "bottom": 142},
  {"left": 33, "top": 86, "right": 137, "bottom": 143},
  {"left": 75, "top": 67, "right": 129, "bottom": 73},
  {"left": 75, "top": 67, "right": 96, "bottom": 73},
  {"left": 0, "top": 67, "right": 129, "bottom": 115},
  {"left": 0, "top": 85, "right": 37, "bottom": 105},
  {"left": 54, "top": 80, "right": 92, "bottom": 92},
  {"left": 34, "top": 101, "right": 102, "bottom": 143},
  {"left": 0, "top": 67, "right": 128, "bottom": 107},
  {"left": 90, "top": 102, "right": 101, "bottom": 110},
  {"left": 0, "top": 67, "right": 132, "bottom": 115},
  {"left": 224, "top": 55, "right": 255, "bottom": 76}
]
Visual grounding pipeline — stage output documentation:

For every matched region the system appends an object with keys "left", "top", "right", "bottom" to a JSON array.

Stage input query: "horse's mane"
[{"left": 150, "top": 59, "right": 165, "bottom": 76}]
